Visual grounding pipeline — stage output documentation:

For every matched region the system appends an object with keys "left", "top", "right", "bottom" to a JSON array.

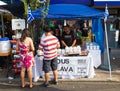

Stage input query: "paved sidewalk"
[
  {"left": 0, "top": 69, "right": 120, "bottom": 91},
  {"left": 0, "top": 67, "right": 120, "bottom": 83},
  {"left": 0, "top": 80, "right": 120, "bottom": 91}
]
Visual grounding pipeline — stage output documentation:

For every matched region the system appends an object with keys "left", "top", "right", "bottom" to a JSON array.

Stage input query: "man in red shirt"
[{"left": 39, "top": 25, "right": 60, "bottom": 87}]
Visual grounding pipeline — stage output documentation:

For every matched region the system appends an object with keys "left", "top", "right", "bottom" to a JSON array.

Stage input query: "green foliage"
[
  {"left": 30, "top": 0, "right": 41, "bottom": 10},
  {"left": 21, "top": 0, "right": 28, "bottom": 19},
  {"left": 21, "top": 0, "right": 41, "bottom": 18},
  {"left": 41, "top": 0, "right": 50, "bottom": 25},
  {"left": 21, "top": 0, "right": 50, "bottom": 26}
]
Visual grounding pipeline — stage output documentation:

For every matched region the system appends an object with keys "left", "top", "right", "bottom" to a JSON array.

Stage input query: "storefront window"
[{"left": 110, "top": 23, "right": 116, "bottom": 31}]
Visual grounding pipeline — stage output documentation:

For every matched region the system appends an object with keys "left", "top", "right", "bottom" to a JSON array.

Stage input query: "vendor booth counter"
[{"left": 32, "top": 53, "right": 95, "bottom": 82}]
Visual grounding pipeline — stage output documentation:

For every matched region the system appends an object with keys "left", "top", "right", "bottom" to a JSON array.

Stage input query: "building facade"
[{"left": 93, "top": 0, "right": 120, "bottom": 48}]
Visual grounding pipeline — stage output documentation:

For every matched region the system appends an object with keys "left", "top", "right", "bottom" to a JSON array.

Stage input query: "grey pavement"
[{"left": 0, "top": 80, "right": 120, "bottom": 91}]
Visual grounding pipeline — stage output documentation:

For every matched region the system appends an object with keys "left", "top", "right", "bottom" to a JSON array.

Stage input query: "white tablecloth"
[
  {"left": 88, "top": 50, "right": 101, "bottom": 68},
  {"left": 32, "top": 56, "right": 44, "bottom": 82},
  {"left": 32, "top": 54, "right": 95, "bottom": 82}
]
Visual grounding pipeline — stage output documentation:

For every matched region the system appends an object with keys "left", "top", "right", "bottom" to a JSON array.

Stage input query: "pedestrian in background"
[
  {"left": 39, "top": 25, "right": 60, "bottom": 87},
  {"left": 16, "top": 28, "right": 35, "bottom": 88}
]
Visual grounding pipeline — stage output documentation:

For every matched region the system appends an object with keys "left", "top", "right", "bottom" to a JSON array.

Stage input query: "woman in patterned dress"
[{"left": 16, "top": 28, "right": 35, "bottom": 88}]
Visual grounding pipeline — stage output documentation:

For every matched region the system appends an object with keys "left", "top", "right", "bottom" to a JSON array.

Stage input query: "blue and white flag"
[
  {"left": 104, "top": 4, "right": 109, "bottom": 21},
  {"left": 27, "top": 6, "right": 34, "bottom": 23}
]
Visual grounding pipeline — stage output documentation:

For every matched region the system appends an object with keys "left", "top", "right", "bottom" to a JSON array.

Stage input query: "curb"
[{"left": 0, "top": 77, "right": 120, "bottom": 84}]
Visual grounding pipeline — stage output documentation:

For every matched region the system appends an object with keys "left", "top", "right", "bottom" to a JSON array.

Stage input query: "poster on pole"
[{"left": 12, "top": 19, "right": 25, "bottom": 30}]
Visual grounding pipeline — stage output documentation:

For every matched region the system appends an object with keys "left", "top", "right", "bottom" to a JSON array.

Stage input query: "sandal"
[
  {"left": 29, "top": 84, "right": 33, "bottom": 89},
  {"left": 21, "top": 82, "right": 26, "bottom": 88},
  {"left": 21, "top": 85, "right": 25, "bottom": 88}
]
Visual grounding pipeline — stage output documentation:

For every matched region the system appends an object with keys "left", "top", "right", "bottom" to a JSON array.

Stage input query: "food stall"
[
  {"left": 32, "top": 46, "right": 97, "bottom": 82},
  {"left": 31, "top": 4, "right": 105, "bottom": 82}
]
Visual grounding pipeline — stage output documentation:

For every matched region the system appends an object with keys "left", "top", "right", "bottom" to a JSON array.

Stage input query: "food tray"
[{"left": 64, "top": 51, "right": 89, "bottom": 56}]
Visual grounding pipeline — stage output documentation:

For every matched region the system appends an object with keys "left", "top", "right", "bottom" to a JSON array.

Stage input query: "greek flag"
[
  {"left": 104, "top": 4, "right": 109, "bottom": 21},
  {"left": 27, "top": 6, "right": 34, "bottom": 23}
]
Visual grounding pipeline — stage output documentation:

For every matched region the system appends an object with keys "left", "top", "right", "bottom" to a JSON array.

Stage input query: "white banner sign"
[
  {"left": 12, "top": 19, "right": 25, "bottom": 30},
  {"left": 54, "top": 56, "right": 95, "bottom": 79},
  {"left": 32, "top": 55, "right": 95, "bottom": 82}
]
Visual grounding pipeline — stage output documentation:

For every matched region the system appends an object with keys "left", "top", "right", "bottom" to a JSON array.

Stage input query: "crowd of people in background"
[{"left": 48, "top": 20, "right": 93, "bottom": 49}]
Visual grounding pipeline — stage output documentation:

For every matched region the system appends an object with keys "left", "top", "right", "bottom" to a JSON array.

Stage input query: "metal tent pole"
[{"left": 104, "top": 19, "right": 112, "bottom": 80}]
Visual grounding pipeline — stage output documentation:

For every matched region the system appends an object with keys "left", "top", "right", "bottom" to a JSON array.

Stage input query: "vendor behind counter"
[{"left": 61, "top": 25, "right": 77, "bottom": 48}]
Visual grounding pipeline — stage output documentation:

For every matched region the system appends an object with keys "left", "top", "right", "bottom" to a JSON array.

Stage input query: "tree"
[{"left": 21, "top": 0, "right": 40, "bottom": 18}]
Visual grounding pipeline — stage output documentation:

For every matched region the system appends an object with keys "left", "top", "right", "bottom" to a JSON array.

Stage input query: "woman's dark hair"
[
  {"left": 20, "top": 28, "right": 31, "bottom": 42},
  {"left": 53, "top": 26, "right": 60, "bottom": 35}
]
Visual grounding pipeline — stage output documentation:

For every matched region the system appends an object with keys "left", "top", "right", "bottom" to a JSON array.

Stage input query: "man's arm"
[
  {"left": 71, "top": 39, "right": 76, "bottom": 47},
  {"left": 61, "top": 40, "right": 67, "bottom": 47},
  {"left": 57, "top": 41, "right": 60, "bottom": 49}
]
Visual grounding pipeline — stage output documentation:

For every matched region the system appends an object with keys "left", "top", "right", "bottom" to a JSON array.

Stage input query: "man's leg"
[
  {"left": 43, "top": 60, "right": 50, "bottom": 87},
  {"left": 53, "top": 70, "right": 58, "bottom": 82},
  {"left": 45, "top": 72, "right": 49, "bottom": 84},
  {"left": 51, "top": 58, "right": 58, "bottom": 84}
]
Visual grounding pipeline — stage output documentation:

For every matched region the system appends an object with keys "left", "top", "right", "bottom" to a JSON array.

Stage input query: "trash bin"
[{"left": 0, "top": 37, "right": 11, "bottom": 53}]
